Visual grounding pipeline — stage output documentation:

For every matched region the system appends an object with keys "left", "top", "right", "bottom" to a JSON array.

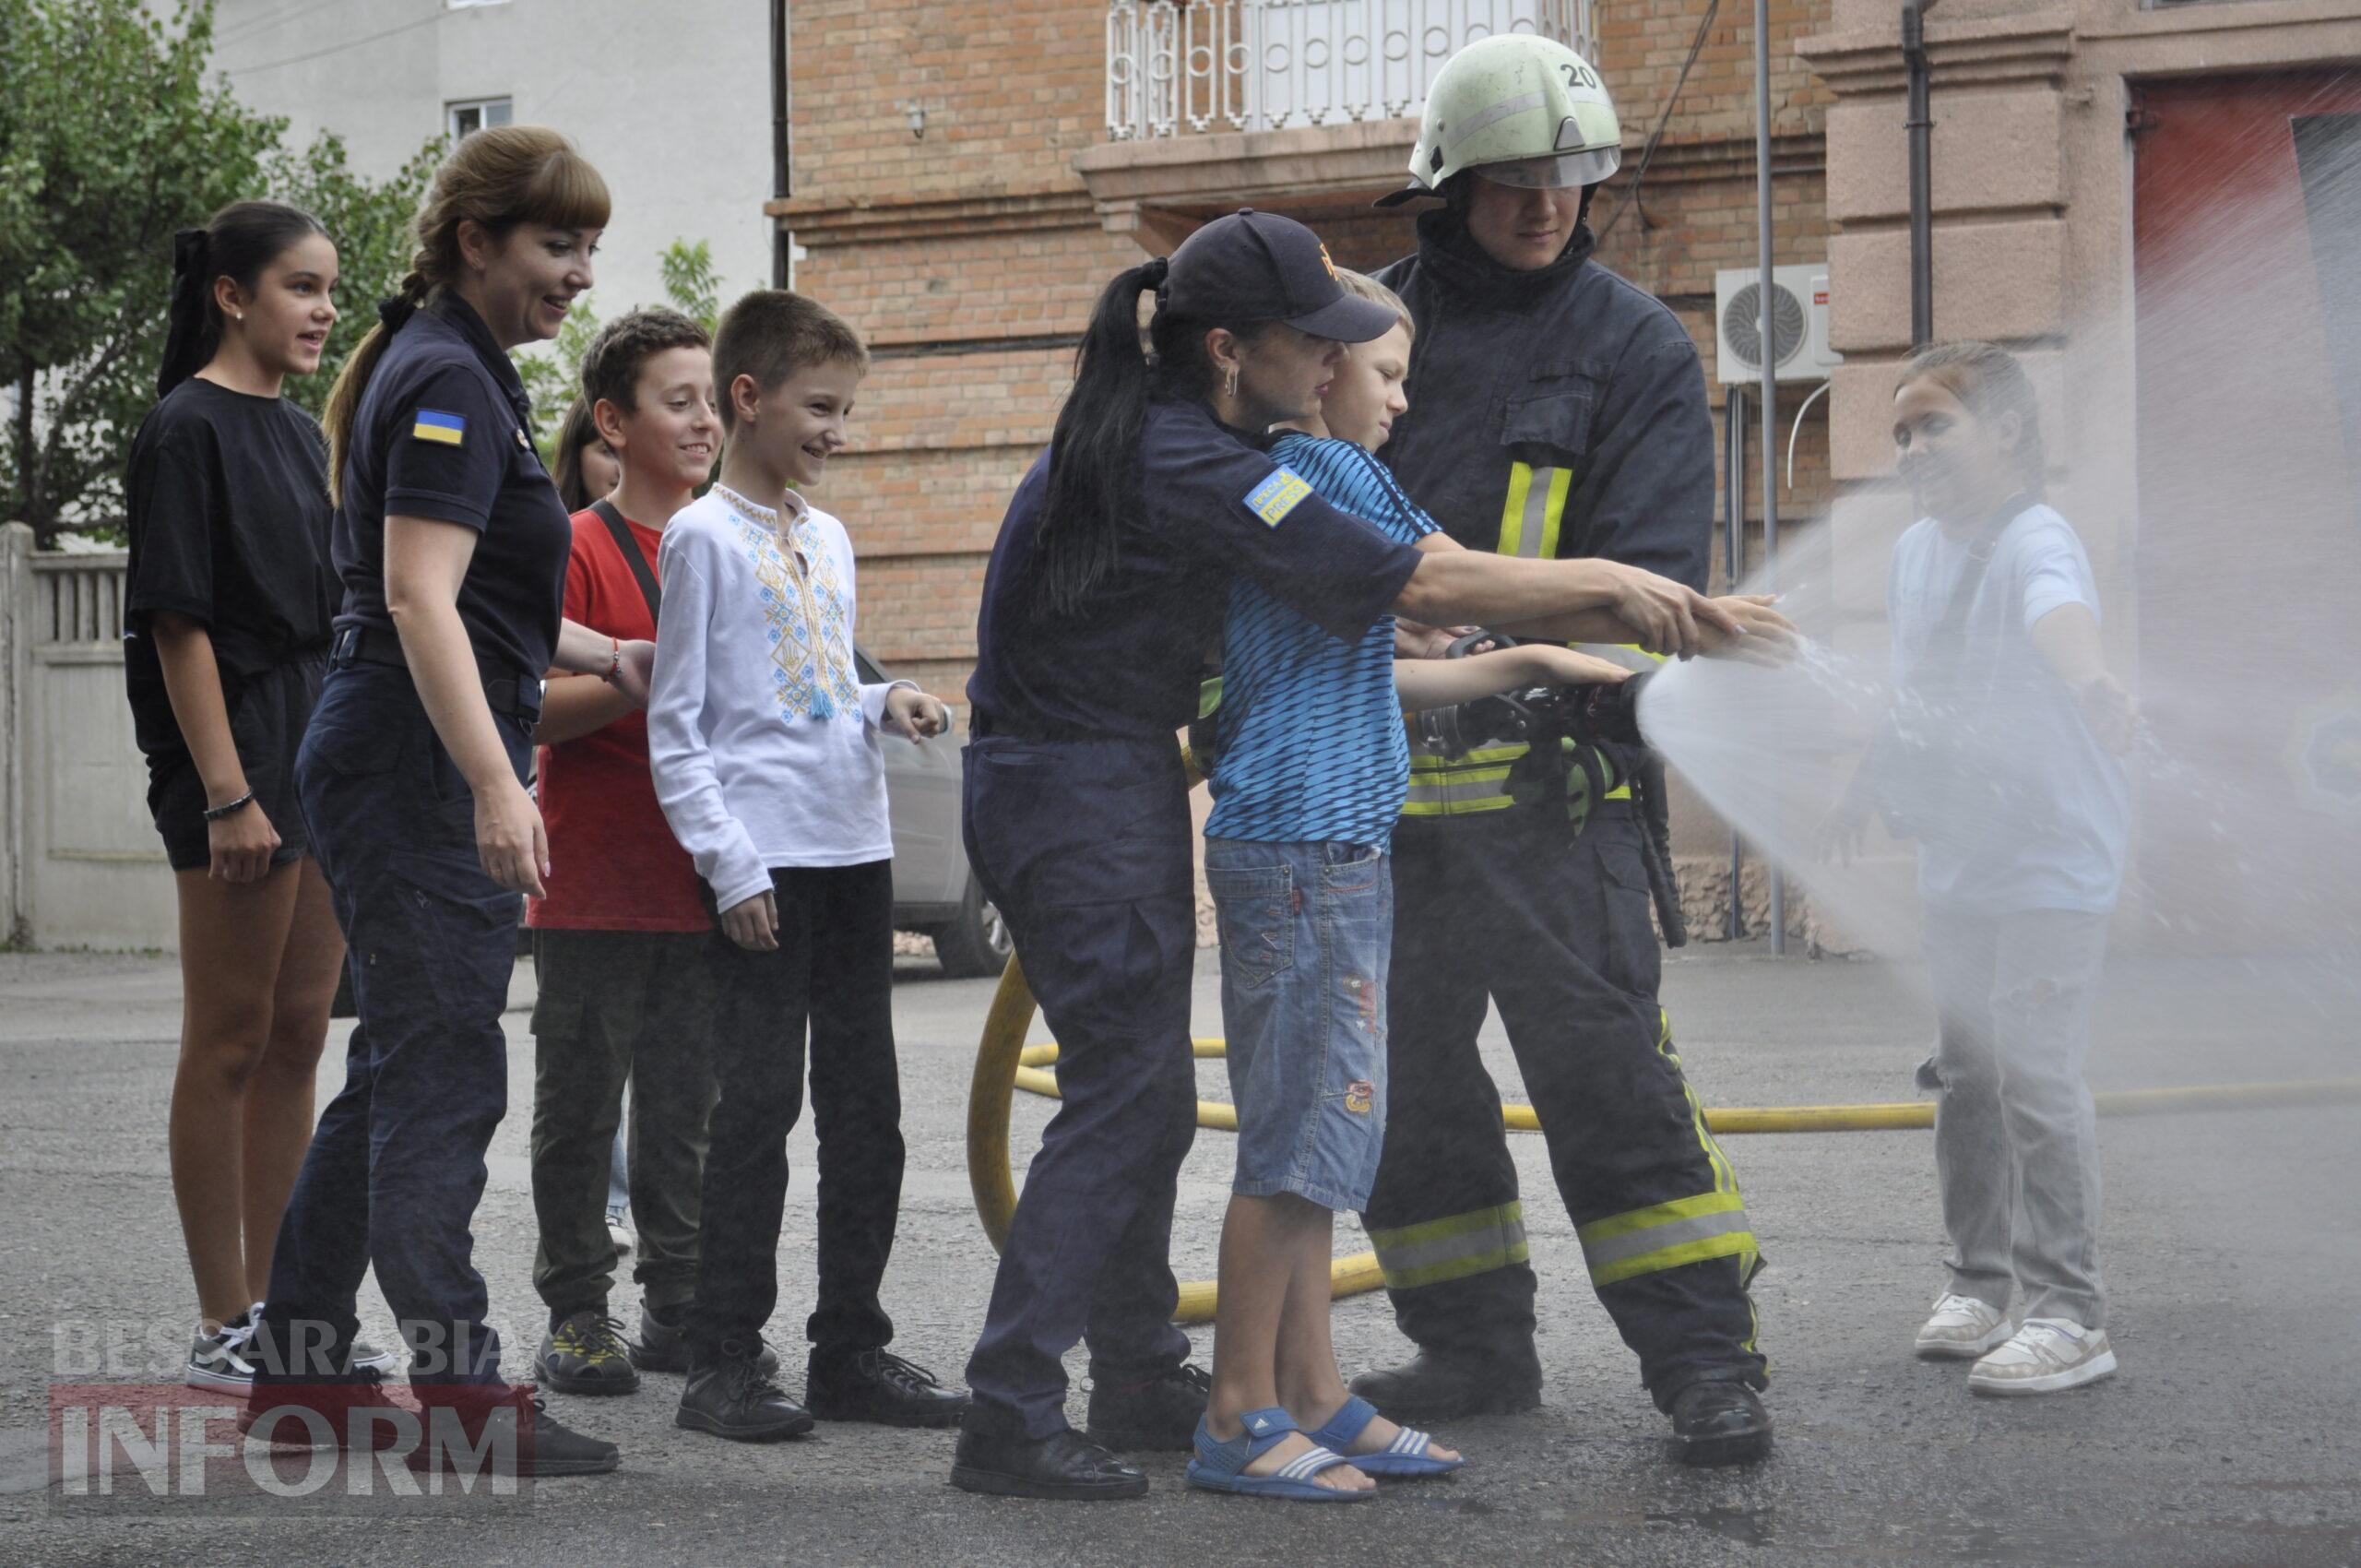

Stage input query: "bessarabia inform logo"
[{"left": 47, "top": 1319, "right": 542, "bottom": 1514}]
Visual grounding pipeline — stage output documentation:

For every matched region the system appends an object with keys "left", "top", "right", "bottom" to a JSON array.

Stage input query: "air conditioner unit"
[{"left": 1714, "top": 265, "right": 1840, "bottom": 386}]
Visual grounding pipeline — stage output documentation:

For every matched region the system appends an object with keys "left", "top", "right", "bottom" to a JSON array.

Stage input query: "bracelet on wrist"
[
  {"left": 599, "top": 636, "right": 623, "bottom": 686},
  {"left": 202, "top": 790, "right": 255, "bottom": 823}
]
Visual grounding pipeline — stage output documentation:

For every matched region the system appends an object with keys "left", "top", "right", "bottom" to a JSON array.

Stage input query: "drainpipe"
[
  {"left": 1904, "top": 0, "right": 1939, "bottom": 345},
  {"left": 771, "top": 0, "right": 792, "bottom": 288}
]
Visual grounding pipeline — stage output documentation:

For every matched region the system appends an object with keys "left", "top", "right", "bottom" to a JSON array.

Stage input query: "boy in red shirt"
[{"left": 527, "top": 308, "right": 730, "bottom": 1394}]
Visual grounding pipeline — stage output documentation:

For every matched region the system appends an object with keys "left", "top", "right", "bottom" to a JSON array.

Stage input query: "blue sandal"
[
  {"left": 1185, "top": 1408, "right": 1372, "bottom": 1502},
  {"left": 1309, "top": 1395, "right": 1465, "bottom": 1479}
]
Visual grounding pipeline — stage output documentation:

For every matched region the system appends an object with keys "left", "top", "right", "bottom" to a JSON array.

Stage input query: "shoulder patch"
[
  {"left": 410, "top": 409, "right": 466, "bottom": 446},
  {"left": 1243, "top": 467, "right": 1313, "bottom": 528}
]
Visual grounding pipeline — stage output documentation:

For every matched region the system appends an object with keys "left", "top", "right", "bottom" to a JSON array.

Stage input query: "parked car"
[
  {"left": 330, "top": 647, "right": 1010, "bottom": 1015},
  {"left": 855, "top": 647, "right": 1012, "bottom": 978}
]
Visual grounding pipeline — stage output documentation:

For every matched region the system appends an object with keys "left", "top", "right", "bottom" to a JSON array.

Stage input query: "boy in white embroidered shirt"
[{"left": 647, "top": 289, "right": 968, "bottom": 1440}]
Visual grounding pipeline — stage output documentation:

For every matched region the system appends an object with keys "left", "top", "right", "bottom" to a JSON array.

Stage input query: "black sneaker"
[
  {"left": 950, "top": 1422, "right": 1148, "bottom": 1501},
  {"left": 1349, "top": 1350, "right": 1543, "bottom": 1425},
  {"left": 632, "top": 1299, "right": 779, "bottom": 1377},
  {"left": 1082, "top": 1362, "right": 1210, "bottom": 1452},
  {"left": 407, "top": 1386, "right": 621, "bottom": 1478},
  {"left": 1667, "top": 1379, "right": 1773, "bottom": 1467},
  {"left": 805, "top": 1348, "right": 970, "bottom": 1428},
  {"left": 676, "top": 1341, "right": 814, "bottom": 1442},
  {"left": 535, "top": 1311, "right": 640, "bottom": 1396}
]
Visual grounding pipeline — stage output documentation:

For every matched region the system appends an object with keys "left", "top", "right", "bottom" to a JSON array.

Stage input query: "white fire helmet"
[{"left": 1378, "top": 33, "right": 1624, "bottom": 208}]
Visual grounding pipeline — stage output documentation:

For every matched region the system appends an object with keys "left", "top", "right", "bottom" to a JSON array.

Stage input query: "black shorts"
[{"left": 147, "top": 659, "right": 326, "bottom": 873}]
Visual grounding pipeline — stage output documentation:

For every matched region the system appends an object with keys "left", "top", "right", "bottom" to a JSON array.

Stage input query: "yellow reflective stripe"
[
  {"left": 1560, "top": 1014, "right": 1766, "bottom": 1290},
  {"left": 1590, "top": 1231, "right": 1760, "bottom": 1288},
  {"left": 1659, "top": 1010, "right": 1740, "bottom": 1200},
  {"left": 1536, "top": 465, "right": 1572, "bottom": 559},
  {"left": 1496, "top": 462, "right": 1568, "bottom": 561},
  {"left": 1498, "top": 463, "right": 1535, "bottom": 557},
  {"left": 1576, "top": 1190, "right": 1745, "bottom": 1247},
  {"left": 1401, "top": 795, "right": 1519, "bottom": 816},
  {"left": 1568, "top": 642, "right": 1668, "bottom": 673},
  {"left": 1370, "top": 1203, "right": 1531, "bottom": 1290},
  {"left": 1404, "top": 766, "right": 1513, "bottom": 788},
  {"left": 1408, "top": 745, "right": 1527, "bottom": 770},
  {"left": 1576, "top": 1193, "right": 1757, "bottom": 1288}
]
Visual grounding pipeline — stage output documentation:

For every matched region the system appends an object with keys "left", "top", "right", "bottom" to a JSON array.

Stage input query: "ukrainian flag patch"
[
  {"left": 410, "top": 409, "right": 466, "bottom": 446},
  {"left": 1244, "top": 467, "right": 1312, "bottom": 528}
]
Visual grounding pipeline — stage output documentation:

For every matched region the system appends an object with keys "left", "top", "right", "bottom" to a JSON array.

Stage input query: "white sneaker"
[
  {"left": 187, "top": 1312, "right": 259, "bottom": 1390},
  {"left": 1968, "top": 1317, "right": 2117, "bottom": 1396},
  {"left": 1915, "top": 1293, "right": 2012, "bottom": 1360}
]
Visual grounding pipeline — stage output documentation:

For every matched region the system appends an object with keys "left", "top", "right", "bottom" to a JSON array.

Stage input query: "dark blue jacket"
[{"left": 1376, "top": 210, "right": 1714, "bottom": 592}]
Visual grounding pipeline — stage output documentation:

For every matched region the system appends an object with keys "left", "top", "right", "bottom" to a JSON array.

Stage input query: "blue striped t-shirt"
[{"left": 1204, "top": 434, "right": 1437, "bottom": 848}]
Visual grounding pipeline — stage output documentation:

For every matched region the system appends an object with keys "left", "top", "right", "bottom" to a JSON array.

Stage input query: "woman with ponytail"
[
  {"left": 952, "top": 209, "right": 1748, "bottom": 1502},
  {"left": 245, "top": 126, "right": 637, "bottom": 1479},
  {"left": 124, "top": 199, "right": 397, "bottom": 1393}
]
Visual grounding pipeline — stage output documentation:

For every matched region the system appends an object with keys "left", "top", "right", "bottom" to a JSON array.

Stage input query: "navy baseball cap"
[{"left": 1164, "top": 209, "right": 1399, "bottom": 342}]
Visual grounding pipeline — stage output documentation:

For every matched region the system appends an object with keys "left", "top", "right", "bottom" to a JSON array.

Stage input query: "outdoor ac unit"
[{"left": 1714, "top": 265, "right": 1840, "bottom": 386}]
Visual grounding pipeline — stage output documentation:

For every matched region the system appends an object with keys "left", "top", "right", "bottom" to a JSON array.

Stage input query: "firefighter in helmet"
[{"left": 1357, "top": 33, "right": 1774, "bottom": 1466}]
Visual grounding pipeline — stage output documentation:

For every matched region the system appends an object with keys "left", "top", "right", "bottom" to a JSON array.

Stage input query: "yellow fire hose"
[{"left": 969, "top": 948, "right": 2361, "bottom": 1324}]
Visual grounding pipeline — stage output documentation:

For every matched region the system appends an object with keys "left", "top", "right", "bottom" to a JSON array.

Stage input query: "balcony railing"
[{"left": 1106, "top": 0, "right": 1596, "bottom": 141}]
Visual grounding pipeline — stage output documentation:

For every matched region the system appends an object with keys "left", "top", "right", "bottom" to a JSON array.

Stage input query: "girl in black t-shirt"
[{"left": 124, "top": 199, "right": 391, "bottom": 1391}]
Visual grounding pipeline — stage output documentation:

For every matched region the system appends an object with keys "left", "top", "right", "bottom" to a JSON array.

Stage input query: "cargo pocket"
[
  {"left": 1590, "top": 833, "right": 1663, "bottom": 1000},
  {"left": 380, "top": 847, "right": 523, "bottom": 1020}
]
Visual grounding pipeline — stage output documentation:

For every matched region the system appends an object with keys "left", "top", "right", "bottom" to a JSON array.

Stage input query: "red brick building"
[{"left": 776, "top": 0, "right": 1842, "bottom": 713}]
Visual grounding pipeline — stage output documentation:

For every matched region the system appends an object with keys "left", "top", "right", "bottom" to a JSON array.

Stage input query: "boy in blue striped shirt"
[{"left": 1196, "top": 270, "right": 1634, "bottom": 1496}]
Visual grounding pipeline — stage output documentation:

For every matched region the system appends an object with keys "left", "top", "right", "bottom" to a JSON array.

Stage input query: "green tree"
[
  {"left": 0, "top": 1, "right": 436, "bottom": 543},
  {"left": 0, "top": 0, "right": 275, "bottom": 545},
  {"left": 266, "top": 133, "right": 444, "bottom": 424},
  {"left": 516, "top": 238, "right": 728, "bottom": 462}
]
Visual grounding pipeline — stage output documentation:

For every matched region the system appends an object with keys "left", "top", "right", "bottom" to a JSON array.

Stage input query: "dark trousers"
[
  {"left": 687, "top": 861, "right": 904, "bottom": 1359},
  {"left": 529, "top": 929, "right": 720, "bottom": 1322},
  {"left": 1361, "top": 803, "right": 1768, "bottom": 1409},
  {"left": 960, "top": 735, "right": 1198, "bottom": 1441},
  {"left": 257, "top": 661, "right": 524, "bottom": 1384}
]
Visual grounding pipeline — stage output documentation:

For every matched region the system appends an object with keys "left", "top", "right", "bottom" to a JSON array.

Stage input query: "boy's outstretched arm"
[{"left": 1393, "top": 644, "right": 1633, "bottom": 715}]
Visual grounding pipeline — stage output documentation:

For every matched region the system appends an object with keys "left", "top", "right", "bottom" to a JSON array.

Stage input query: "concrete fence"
[{"left": 0, "top": 522, "right": 179, "bottom": 952}]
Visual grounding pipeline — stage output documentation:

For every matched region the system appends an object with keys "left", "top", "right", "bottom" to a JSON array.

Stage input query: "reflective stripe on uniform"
[
  {"left": 1575, "top": 1191, "right": 1757, "bottom": 1287},
  {"left": 1397, "top": 484, "right": 1643, "bottom": 819},
  {"left": 1369, "top": 1202, "right": 1530, "bottom": 1290},
  {"left": 1568, "top": 642, "right": 1667, "bottom": 674},
  {"left": 1569, "top": 1009, "right": 1765, "bottom": 1301},
  {"left": 1498, "top": 461, "right": 1572, "bottom": 560},
  {"left": 1401, "top": 745, "right": 1525, "bottom": 816}
]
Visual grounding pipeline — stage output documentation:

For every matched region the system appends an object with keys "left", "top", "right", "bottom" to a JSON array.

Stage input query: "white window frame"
[{"left": 445, "top": 97, "right": 515, "bottom": 139}]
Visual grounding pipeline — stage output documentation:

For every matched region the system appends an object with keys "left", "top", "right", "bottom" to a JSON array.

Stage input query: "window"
[{"left": 446, "top": 97, "right": 513, "bottom": 138}]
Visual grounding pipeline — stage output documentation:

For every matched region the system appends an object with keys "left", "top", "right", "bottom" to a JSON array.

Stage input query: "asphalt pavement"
[{"left": 1, "top": 940, "right": 2355, "bottom": 1567}]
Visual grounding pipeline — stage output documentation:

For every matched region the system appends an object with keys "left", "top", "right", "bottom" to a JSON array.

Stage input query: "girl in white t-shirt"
[{"left": 1827, "top": 341, "right": 2136, "bottom": 1397}]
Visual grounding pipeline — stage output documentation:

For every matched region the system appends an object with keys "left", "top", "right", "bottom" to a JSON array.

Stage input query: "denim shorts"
[{"left": 1204, "top": 837, "right": 1392, "bottom": 1212}]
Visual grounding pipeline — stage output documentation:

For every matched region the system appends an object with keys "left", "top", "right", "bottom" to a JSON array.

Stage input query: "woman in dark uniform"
[
  {"left": 245, "top": 126, "right": 647, "bottom": 1478},
  {"left": 949, "top": 208, "right": 1741, "bottom": 1501}
]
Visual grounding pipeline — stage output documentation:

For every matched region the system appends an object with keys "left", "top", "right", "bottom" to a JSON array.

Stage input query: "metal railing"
[{"left": 1107, "top": 0, "right": 1596, "bottom": 141}]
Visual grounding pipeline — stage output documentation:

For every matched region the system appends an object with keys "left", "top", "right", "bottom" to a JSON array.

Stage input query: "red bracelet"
[{"left": 600, "top": 636, "right": 622, "bottom": 685}]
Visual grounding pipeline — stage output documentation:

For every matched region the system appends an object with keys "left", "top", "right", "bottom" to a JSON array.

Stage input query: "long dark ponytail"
[
  {"left": 159, "top": 200, "right": 329, "bottom": 396},
  {"left": 1032, "top": 257, "right": 1279, "bottom": 618},
  {"left": 1032, "top": 258, "right": 1169, "bottom": 619}
]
